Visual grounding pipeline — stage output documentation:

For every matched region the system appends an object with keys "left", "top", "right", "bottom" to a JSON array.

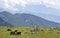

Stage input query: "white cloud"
[
  {"left": 1, "top": 0, "right": 60, "bottom": 11},
  {"left": 19, "top": 0, "right": 28, "bottom": 7},
  {"left": 42, "top": 0, "right": 60, "bottom": 8},
  {"left": 8, "top": 0, "right": 28, "bottom": 7},
  {"left": 31, "top": 0, "right": 60, "bottom": 9},
  {"left": 4, "top": 0, "right": 9, "bottom": 8},
  {"left": 27, "top": 0, "right": 60, "bottom": 9},
  {"left": 3, "top": 0, "right": 19, "bottom": 12}
]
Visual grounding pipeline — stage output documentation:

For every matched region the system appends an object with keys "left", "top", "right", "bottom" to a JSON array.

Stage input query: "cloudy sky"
[
  {"left": 0, "top": 0, "right": 60, "bottom": 23},
  {"left": 0, "top": 0, "right": 60, "bottom": 12}
]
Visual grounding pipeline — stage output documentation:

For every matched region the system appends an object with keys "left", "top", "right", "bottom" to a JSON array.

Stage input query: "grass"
[{"left": 0, "top": 26, "right": 60, "bottom": 38}]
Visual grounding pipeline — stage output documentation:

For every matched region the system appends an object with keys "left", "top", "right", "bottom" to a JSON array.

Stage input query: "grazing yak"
[
  {"left": 14, "top": 30, "right": 18, "bottom": 32},
  {"left": 10, "top": 31, "right": 21, "bottom": 35},
  {"left": 7, "top": 29, "right": 21, "bottom": 35},
  {"left": 7, "top": 29, "right": 11, "bottom": 31},
  {"left": 10, "top": 31, "right": 15, "bottom": 35},
  {"left": 10, "top": 30, "right": 21, "bottom": 35},
  {"left": 16, "top": 32, "right": 21, "bottom": 35}
]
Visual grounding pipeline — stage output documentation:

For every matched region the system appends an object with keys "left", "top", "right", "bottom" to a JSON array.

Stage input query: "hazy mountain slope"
[
  {"left": 0, "top": 11, "right": 14, "bottom": 25},
  {"left": 13, "top": 13, "right": 60, "bottom": 28},
  {"left": 0, "top": 11, "right": 60, "bottom": 28},
  {"left": 0, "top": 17, "right": 12, "bottom": 26}
]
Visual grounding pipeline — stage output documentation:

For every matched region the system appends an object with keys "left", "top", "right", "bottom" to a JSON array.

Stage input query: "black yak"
[
  {"left": 16, "top": 32, "right": 21, "bottom": 35},
  {"left": 7, "top": 29, "right": 11, "bottom": 31},
  {"left": 10, "top": 32, "right": 15, "bottom": 35},
  {"left": 10, "top": 31, "right": 21, "bottom": 35}
]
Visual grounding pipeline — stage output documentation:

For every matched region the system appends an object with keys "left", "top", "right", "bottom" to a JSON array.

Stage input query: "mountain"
[
  {"left": 13, "top": 13, "right": 60, "bottom": 28},
  {"left": 0, "top": 11, "right": 60, "bottom": 28},
  {"left": 38, "top": 14, "right": 60, "bottom": 23},
  {"left": 0, "top": 17, "right": 12, "bottom": 26},
  {"left": 0, "top": 4, "right": 60, "bottom": 23},
  {"left": 0, "top": 11, "right": 14, "bottom": 25}
]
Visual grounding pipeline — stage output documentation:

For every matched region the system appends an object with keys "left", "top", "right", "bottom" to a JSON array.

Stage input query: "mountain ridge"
[
  {"left": 0, "top": 17, "right": 12, "bottom": 26},
  {"left": 0, "top": 11, "right": 60, "bottom": 28}
]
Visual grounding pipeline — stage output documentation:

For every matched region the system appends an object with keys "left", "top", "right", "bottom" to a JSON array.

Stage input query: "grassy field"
[{"left": 0, "top": 26, "right": 60, "bottom": 38}]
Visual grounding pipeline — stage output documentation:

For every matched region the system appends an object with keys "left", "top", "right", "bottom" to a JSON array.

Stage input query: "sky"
[
  {"left": 0, "top": 0, "right": 60, "bottom": 23},
  {"left": 0, "top": 0, "right": 60, "bottom": 12}
]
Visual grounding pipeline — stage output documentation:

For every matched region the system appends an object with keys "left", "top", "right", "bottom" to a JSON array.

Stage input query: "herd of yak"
[
  {"left": 7, "top": 27, "right": 40, "bottom": 35},
  {"left": 7, "top": 27, "right": 60, "bottom": 35},
  {"left": 7, "top": 29, "right": 21, "bottom": 35}
]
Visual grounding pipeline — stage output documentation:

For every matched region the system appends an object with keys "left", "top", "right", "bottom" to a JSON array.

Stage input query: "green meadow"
[{"left": 0, "top": 26, "right": 60, "bottom": 38}]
